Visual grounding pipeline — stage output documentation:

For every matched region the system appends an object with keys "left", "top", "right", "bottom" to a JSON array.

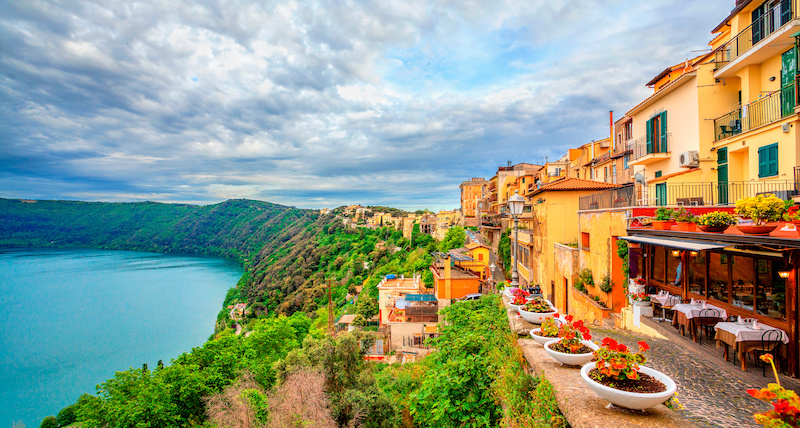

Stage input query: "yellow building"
[
  {"left": 706, "top": 0, "right": 800, "bottom": 201},
  {"left": 515, "top": 178, "right": 620, "bottom": 312},
  {"left": 460, "top": 178, "right": 487, "bottom": 226}
]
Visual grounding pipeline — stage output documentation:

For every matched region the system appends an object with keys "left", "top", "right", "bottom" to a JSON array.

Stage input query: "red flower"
[
  {"left": 602, "top": 337, "right": 617, "bottom": 347},
  {"left": 617, "top": 344, "right": 628, "bottom": 353},
  {"left": 637, "top": 341, "right": 650, "bottom": 352},
  {"left": 582, "top": 332, "right": 592, "bottom": 340},
  {"left": 564, "top": 315, "right": 574, "bottom": 322},
  {"left": 553, "top": 313, "right": 560, "bottom": 318}
]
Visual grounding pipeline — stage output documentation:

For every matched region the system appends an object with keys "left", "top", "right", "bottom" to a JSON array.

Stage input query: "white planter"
[
  {"left": 580, "top": 362, "right": 677, "bottom": 410},
  {"left": 518, "top": 307, "right": 558, "bottom": 324},
  {"left": 544, "top": 339, "right": 598, "bottom": 366},
  {"left": 508, "top": 302, "right": 523, "bottom": 313},
  {"left": 632, "top": 300, "right": 651, "bottom": 307},
  {"left": 530, "top": 328, "right": 559, "bottom": 346}
]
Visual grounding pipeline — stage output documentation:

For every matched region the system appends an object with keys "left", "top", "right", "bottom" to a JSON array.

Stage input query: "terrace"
[
  {"left": 579, "top": 180, "right": 798, "bottom": 211},
  {"left": 713, "top": 83, "right": 796, "bottom": 141}
]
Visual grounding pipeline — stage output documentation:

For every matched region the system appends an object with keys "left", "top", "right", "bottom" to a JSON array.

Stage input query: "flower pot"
[
  {"left": 673, "top": 221, "right": 696, "bottom": 232},
  {"left": 651, "top": 220, "right": 674, "bottom": 230},
  {"left": 633, "top": 300, "right": 651, "bottom": 307},
  {"left": 508, "top": 302, "right": 523, "bottom": 313},
  {"left": 580, "top": 362, "right": 677, "bottom": 410},
  {"left": 519, "top": 306, "right": 557, "bottom": 324},
  {"left": 736, "top": 224, "right": 778, "bottom": 235},
  {"left": 544, "top": 339, "right": 599, "bottom": 366},
  {"left": 530, "top": 328, "right": 559, "bottom": 346},
  {"left": 697, "top": 224, "right": 729, "bottom": 233}
]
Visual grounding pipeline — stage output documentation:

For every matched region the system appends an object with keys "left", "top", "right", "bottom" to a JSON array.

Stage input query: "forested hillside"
[{"left": 0, "top": 198, "right": 315, "bottom": 262}]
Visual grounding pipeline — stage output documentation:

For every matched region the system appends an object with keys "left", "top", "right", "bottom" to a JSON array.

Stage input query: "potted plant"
[
  {"left": 518, "top": 297, "right": 557, "bottom": 324},
  {"left": 543, "top": 314, "right": 598, "bottom": 366},
  {"left": 651, "top": 207, "right": 675, "bottom": 230},
  {"left": 613, "top": 196, "right": 627, "bottom": 207},
  {"left": 696, "top": 211, "right": 736, "bottom": 233},
  {"left": 735, "top": 194, "right": 786, "bottom": 235},
  {"left": 530, "top": 317, "right": 561, "bottom": 346},
  {"left": 747, "top": 354, "right": 800, "bottom": 427},
  {"left": 508, "top": 292, "right": 529, "bottom": 313},
  {"left": 672, "top": 207, "right": 696, "bottom": 232},
  {"left": 581, "top": 338, "right": 677, "bottom": 410},
  {"left": 631, "top": 292, "right": 651, "bottom": 307},
  {"left": 589, "top": 201, "right": 600, "bottom": 209}
]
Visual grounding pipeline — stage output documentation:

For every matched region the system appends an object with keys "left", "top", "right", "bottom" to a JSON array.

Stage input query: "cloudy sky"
[{"left": 1, "top": 0, "right": 730, "bottom": 210}]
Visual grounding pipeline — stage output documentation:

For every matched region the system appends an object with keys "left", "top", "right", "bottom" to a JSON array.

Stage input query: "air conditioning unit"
[
  {"left": 782, "top": 123, "right": 791, "bottom": 133},
  {"left": 678, "top": 150, "right": 699, "bottom": 168}
]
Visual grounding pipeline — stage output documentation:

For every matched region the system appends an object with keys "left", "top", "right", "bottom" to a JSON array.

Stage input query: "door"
[
  {"left": 655, "top": 183, "right": 667, "bottom": 206},
  {"left": 718, "top": 147, "right": 729, "bottom": 205}
]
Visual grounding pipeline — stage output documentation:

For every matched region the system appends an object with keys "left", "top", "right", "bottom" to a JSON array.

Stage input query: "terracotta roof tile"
[{"left": 527, "top": 177, "right": 620, "bottom": 196}]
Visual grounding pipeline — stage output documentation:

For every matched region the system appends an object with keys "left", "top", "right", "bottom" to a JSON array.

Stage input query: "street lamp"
[
  {"left": 489, "top": 262, "right": 497, "bottom": 293},
  {"left": 507, "top": 190, "right": 525, "bottom": 288}
]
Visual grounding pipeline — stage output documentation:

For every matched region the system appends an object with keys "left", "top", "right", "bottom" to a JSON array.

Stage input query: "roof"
[
  {"left": 405, "top": 294, "right": 437, "bottom": 302},
  {"left": 527, "top": 177, "right": 620, "bottom": 196},
  {"left": 337, "top": 314, "right": 357, "bottom": 325},
  {"left": 713, "top": 0, "right": 753, "bottom": 33},
  {"left": 465, "top": 242, "right": 489, "bottom": 250},
  {"left": 646, "top": 168, "right": 702, "bottom": 184}
]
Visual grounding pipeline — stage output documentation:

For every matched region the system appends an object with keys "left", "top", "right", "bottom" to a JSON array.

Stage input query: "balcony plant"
[
  {"left": 530, "top": 316, "right": 560, "bottom": 346},
  {"left": 696, "top": 211, "right": 736, "bottom": 233},
  {"left": 672, "top": 207, "right": 696, "bottom": 232},
  {"left": 735, "top": 194, "right": 786, "bottom": 235},
  {"left": 543, "top": 314, "right": 598, "bottom": 366},
  {"left": 631, "top": 292, "right": 651, "bottom": 307},
  {"left": 581, "top": 338, "right": 677, "bottom": 410},
  {"left": 748, "top": 354, "right": 800, "bottom": 428},
  {"left": 651, "top": 207, "right": 675, "bottom": 230},
  {"left": 519, "top": 297, "right": 557, "bottom": 324}
]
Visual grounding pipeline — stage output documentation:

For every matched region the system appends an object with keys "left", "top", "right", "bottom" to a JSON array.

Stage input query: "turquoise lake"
[{"left": 0, "top": 248, "right": 243, "bottom": 427}]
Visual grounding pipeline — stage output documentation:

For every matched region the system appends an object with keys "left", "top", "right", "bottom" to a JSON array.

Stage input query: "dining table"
[
  {"left": 671, "top": 302, "right": 728, "bottom": 342},
  {"left": 714, "top": 321, "right": 789, "bottom": 371}
]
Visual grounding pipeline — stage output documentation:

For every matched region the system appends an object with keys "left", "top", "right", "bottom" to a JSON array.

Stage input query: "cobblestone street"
[{"left": 591, "top": 326, "right": 799, "bottom": 428}]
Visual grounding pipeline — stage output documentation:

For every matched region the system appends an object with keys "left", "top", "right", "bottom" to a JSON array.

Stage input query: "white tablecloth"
[
  {"left": 714, "top": 322, "right": 789, "bottom": 343},
  {"left": 672, "top": 303, "right": 727, "bottom": 320},
  {"left": 650, "top": 294, "right": 678, "bottom": 306}
]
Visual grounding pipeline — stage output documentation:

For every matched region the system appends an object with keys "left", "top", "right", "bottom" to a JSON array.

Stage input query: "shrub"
[
  {"left": 735, "top": 194, "right": 786, "bottom": 226},
  {"left": 696, "top": 211, "right": 737, "bottom": 227},
  {"left": 599, "top": 275, "right": 614, "bottom": 293},
  {"left": 654, "top": 207, "right": 674, "bottom": 221}
]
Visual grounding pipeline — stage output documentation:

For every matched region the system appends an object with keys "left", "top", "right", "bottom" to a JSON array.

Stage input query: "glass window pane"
[
  {"left": 652, "top": 247, "right": 665, "bottom": 283},
  {"left": 756, "top": 259, "right": 787, "bottom": 320},
  {"left": 731, "top": 256, "right": 755, "bottom": 312},
  {"left": 667, "top": 249, "right": 679, "bottom": 287},
  {"left": 688, "top": 252, "right": 706, "bottom": 296},
  {"left": 709, "top": 253, "right": 729, "bottom": 303}
]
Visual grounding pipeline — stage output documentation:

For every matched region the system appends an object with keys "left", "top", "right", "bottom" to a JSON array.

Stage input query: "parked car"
[{"left": 458, "top": 293, "right": 484, "bottom": 302}]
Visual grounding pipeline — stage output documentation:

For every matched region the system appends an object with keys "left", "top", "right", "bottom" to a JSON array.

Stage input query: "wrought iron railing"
[
  {"left": 714, "top": 83, "right": 796, "bottom": 141},
  {"left": 629, "top": 135, "right": 668, "bottom": 161},
  {"left": 715, "top": 0, "right": 797, "bottom": 67},
  {"left": 578, "top": 181, "right": 797, "bottom": 210}
]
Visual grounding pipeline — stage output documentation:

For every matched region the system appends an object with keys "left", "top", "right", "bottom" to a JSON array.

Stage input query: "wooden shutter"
[
  {"left": 753, "top": 5, "right": 764, "bottom": 44},
  {"left": 646, "top": 118, "right": 653, "bottom": 154},
  {"left": 659, "top": 111, "right": 668, "bottom": 152},
  {"left": 759, "top": 145, "right": 768, "bottom": 177},
  {"left": 769, "top": 144, "right": 779, "bottom": 176},
  {"left": 781, "top": 0, "right": 792, "bottom": 26}
]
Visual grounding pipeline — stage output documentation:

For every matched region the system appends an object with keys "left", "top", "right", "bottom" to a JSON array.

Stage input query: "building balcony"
[
  {"left": 627, "top": 136, "right": 670, "bottom": 166},
  {"left": 715, "top": 0, "right": 800, "bottom": 78},
  {"left": 579, "top": 180, "right": 798, "bottom": 210},
  {"left": 713, "top": 82, "right": 796, "bottom": 141}
]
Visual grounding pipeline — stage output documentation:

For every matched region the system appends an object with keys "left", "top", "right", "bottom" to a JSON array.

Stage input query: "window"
[
  {"left": 645, "top": 112, "right": 667, "bottom": 154},
  {"left": 624, "top": 121, "right": 633, "bottom": 141},
  {"left": 581, "top": 232, "right": 590, "bottom": 249},
  {"left": 654, "top": 171, "right": 662, "bottom": 178},
  {"left": 758, "top": 143, "right": 779, "bottom": 178},
  {"left": 623, "top": 154, "right": 630, "bottom": 170}
]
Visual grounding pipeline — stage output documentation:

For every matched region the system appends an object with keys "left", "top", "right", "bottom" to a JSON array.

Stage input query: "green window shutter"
[
  {"left": 646, "top": 118, "right": 653, "bottom": 154},
  {"left": 758, "top": 145, "right": 769, "bottom": 178},
  {"left": 717, "top": 147, "right": 728, "bottom": 164},
  {"left": 769, "top": 144, "right": 779, "bottom": 176},
  {"left": 659, "top": 111, "right": 668, "bottom": 152}
]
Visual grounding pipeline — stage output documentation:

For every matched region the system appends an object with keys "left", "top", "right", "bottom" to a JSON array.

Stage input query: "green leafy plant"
[
  {"left": 523, "top": 298, "right": 554, "bottom": 313},
  {"left": 696, "top": 211, "right": 737, "bottom": 227},
  {"left": 735, "top": 194, "right": 787, "bottom": 226},
  {"left": 747, "top": 354, "right": 800, "bottom": 427},
  {"left": 654, "top": 207, "right": 674, "bottom": 221},
  {"left": 539, "top": 317, "right": 560, "bottom": 337},
  {"left": 616, "top": 239, "right": 629, "bottom": 279},
  {"left": 577, "top": 268, "right": 594, "bottom": 289},
  {"left": 672, "top": 207, "right": 695, "bottom": 223},
  {"left": 593, "top": 337, "right": 649, "bottom": 380},
  {"left": 600, "top": 274, "right": 613, "bottom": 293}
]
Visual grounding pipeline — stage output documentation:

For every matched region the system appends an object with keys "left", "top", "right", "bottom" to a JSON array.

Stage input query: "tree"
[
  {"left": 39, "top": 416, "right": 56, "bottom": 428},
  {"left": 438, "top": 226, "right": 466, "bottom": 252},
  {"left": 355, "top": 293, "right": 378, "bottom": 320}
]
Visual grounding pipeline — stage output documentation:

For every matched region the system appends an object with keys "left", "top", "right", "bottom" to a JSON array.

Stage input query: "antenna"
[{"left": 634, "top": 172, "right": 645, "bottom": 184}]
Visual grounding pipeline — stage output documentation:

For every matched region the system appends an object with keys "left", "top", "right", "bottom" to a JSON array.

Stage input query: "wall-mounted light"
[
  {"left": 778, "top": 268, "right": 792, "bottom": 279},
  {"left": 672, "top": 249, "right": 682, "bottom": 258},
  {"left": 690, "top": 251, "right": 698, "bottom": 257},
  {"left": 769, "top": 76, "right": 777, "bottom": 82}
]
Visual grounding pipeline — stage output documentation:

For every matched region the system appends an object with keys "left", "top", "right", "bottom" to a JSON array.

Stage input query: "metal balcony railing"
[
  {"left": 628, "top": 135, "right": 668, "bottom": 161},
  {"left": 715, "top": 0, "right": 798, "bottom": 67},
  {"left": 714, "top": 82, "right": 796, "bottom": 141},
  {"left": 578, "top": 181, "right": 797, "bottom": 210}
]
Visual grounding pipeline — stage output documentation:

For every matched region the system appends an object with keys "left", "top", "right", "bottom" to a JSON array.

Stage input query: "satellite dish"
[{"left": 634, "top": 172, "right": 645, "bottom": 184}]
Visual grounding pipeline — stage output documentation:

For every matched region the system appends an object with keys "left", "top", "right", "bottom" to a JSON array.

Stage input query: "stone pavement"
[{"left": 589, "top": 325, "right": 792, "bottom": 428}]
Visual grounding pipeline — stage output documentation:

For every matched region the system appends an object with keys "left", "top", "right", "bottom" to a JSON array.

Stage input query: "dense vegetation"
[{"left": 0, "top": 198, "right": 314, "bottom": 263}]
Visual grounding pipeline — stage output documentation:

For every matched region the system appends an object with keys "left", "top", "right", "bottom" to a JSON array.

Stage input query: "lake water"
[{"left": 0, "top": 248, "right": 243, "bottom": 427}]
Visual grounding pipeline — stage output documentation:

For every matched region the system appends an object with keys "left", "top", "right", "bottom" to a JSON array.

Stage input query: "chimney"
[{"left": 610, "top": 111, "right": 614, "bottom": 152}]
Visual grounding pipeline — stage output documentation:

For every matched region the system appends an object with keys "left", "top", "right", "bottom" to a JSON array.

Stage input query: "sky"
[{"left": 1, "top": 0, "right": 732, "bottom": 211}]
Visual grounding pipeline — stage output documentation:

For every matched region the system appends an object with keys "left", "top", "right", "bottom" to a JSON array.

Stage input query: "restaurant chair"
[
  {"left": 753, "top": 329, "right": 783, "bottom": 377},
  {"left": 659, "top": 295, "right": 681, "bottom": 323},
  {"left": 695, "top": 308, "right": 721, "bottom": 344}
]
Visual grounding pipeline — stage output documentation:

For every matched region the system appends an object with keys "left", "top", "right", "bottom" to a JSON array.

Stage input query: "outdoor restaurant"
[{"left": 623, "top": 227, "right": 800, "bottom": 376}]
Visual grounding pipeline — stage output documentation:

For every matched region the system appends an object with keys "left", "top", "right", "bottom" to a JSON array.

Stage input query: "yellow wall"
[{"left": 577, "top": 210, "right": 629, "bottom": 313}]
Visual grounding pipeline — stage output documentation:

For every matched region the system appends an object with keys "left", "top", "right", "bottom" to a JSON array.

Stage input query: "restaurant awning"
[{"left": 620, "top": 236, "right": 728, "bottom": 251}]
